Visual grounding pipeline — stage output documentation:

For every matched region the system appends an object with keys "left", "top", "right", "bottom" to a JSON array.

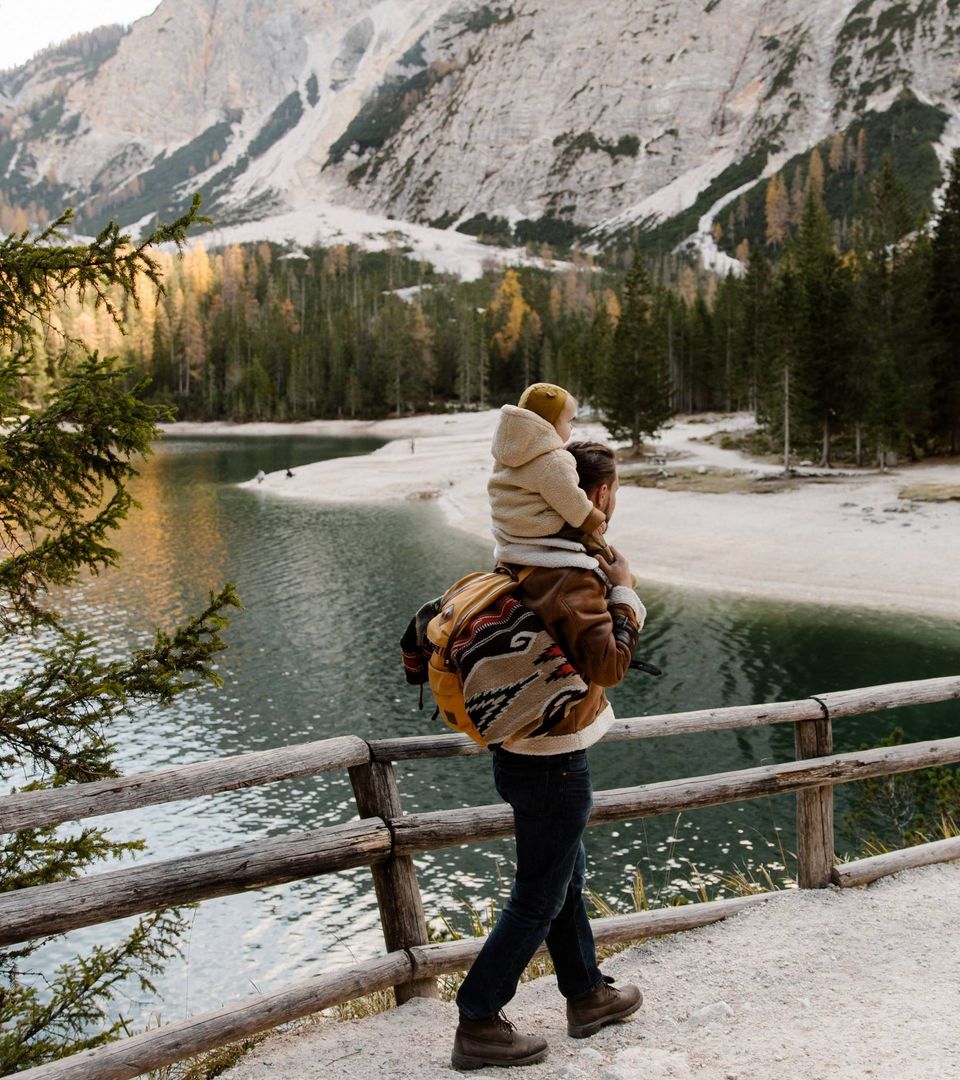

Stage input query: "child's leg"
[{"left": 552, "top": 524, "right": 614, "bottom": 563}]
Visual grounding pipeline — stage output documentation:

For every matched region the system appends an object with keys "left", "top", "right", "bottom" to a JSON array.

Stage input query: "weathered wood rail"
[{"left": 8, "top": 675, "right": 960, "bottom": 1080}]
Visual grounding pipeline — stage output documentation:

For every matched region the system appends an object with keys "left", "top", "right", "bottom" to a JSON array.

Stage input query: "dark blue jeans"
[{"left": 456, "top": 746, "right": 602, "bottom": 1019}]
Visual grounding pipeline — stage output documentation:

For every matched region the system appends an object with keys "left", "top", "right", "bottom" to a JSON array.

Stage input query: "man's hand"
[{"left": 596, "top": 546, "right": 634, "bottom": 588}]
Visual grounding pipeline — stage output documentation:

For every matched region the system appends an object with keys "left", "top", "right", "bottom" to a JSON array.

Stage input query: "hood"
[{"left": 492, "top": 404, "right": 564, "bottom": 468}]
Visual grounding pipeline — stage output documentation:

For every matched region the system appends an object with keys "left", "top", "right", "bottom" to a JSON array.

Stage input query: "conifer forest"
[{"left": 25, "top": 150, "right": 960, "bottom": 464}]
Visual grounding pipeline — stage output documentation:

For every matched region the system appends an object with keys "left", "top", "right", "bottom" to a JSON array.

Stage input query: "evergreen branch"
[
  {"left": 0, "top": 908, "right": 186, "bottom": 1072},
  {"left": 0, "top": 192, "right": 221, "bottom": 1071},
  {"left": 0, "top": 352, "right": 173, "bottom": 631},
  {"left": 0, "top": 584, "right": 241, "bottom": 780},
  {"left": 0, "top": 823, "right": 143, "bottom": 893}
]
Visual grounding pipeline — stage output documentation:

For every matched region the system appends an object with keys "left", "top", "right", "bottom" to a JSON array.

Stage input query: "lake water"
[{"left": 28, "top": 435, "right": 960, "bottom": 1025}]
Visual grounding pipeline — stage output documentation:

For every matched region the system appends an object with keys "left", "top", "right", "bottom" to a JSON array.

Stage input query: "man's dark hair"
[{"left": 567, "top": 441, "right": 617, "bottom": 494}]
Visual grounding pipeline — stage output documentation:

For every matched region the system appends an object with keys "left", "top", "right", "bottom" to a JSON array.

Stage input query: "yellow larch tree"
[
  {"left": 855, "top": 129, "right": 867, "bottom": 176},
  {"left": 764, "top": 173, "right": 790, "bottom": 246},
  {"left": 181, "top": 292, "right": 207, "bottom": 397},
  {"left": 808, "top": 148, "right": 825, "bottom": 201},
  {"left": 489, "top": 268, "right": 537, "bottom": 358},
  {"left": 789, "top": 167, "right": 806, "bottom": 225},
  {"left": 601, "top": 288, "right": 621, "bottom": 324},
  {"left": 183, "top": 242, "right": 213, "bottom": 297}
]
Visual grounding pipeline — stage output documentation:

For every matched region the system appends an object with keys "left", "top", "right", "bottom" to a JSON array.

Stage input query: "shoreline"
[{"left": 162, "top": 412, "right": 959, "bottom": 622}]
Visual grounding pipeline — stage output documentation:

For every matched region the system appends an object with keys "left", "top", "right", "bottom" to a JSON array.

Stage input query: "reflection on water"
[{"left": 26, "top": 435, "right": 960, "bottom": 1025}]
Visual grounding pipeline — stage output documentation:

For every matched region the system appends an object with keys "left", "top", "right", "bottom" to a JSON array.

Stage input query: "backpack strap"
[
  {"left": 494, "top": 563, "right": 537, "bottom": 584},
  {"left": 441, "top": 566, "right": 537, "bottom": 660}
]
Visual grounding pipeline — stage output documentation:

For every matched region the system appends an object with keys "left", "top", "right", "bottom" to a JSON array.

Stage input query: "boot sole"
[
  {"left": 567, "top": 994, "right": 644, "bottom": 1039},
  {"left": 451, "top": 1045, "right": 549, "bottom": 1070}
]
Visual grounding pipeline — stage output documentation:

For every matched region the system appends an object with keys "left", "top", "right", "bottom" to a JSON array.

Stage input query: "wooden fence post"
[
  {"left": 794, "top": 698, "right": 835, "bottom": 887},
  {"left": 349, "top": 760, "right": 439, "bottom": 1002}
]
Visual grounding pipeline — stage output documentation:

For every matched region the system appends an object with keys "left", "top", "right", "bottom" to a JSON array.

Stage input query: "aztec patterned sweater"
[{"left": 402, "top": 566, "right": 642, "bottom": 754}]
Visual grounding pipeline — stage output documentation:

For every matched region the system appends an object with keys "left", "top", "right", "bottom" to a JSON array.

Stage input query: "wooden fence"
[{"left": 6, "top": 675, "right": 960, "bottom": 1080}]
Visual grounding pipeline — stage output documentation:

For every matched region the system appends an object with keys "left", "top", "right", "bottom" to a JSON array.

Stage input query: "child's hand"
[
  {"left": 596, "top": 520, "right": 607, "bottom": 535},
  {"left": 596, "top": 546, "right": 633, "bottom": 588}
]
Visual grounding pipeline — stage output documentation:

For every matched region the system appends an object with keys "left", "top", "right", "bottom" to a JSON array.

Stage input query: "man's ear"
[{"left": 591, "top": 482, "right": 609, "bottom": 511}]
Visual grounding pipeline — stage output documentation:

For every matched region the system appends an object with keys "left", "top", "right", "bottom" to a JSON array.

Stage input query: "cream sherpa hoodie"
[{"left": 487, "top": 405, "right": 605, "bottom": 540}]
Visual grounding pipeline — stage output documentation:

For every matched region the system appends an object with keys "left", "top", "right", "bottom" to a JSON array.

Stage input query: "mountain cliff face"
[{"left": 1, "top": 0, "right": 959, "bottom": 256}]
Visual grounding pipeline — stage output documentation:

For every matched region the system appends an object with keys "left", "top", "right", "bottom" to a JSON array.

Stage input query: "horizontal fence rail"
[
  {"left": 3, "top": 674, "right": 959, "bottom": 1079},
  {"left": 368, "top": 676, "right": 960, "bottom": 761},
  {"left": 0, "top": 735, "right": 370, "bottom": 834},
  {"left": 4, "top": 734, "right": 960, "bottom": 948},
  {"left": 4, "top": 677, "right": 958, "bottom": 833},
  {"left": 832, "top": 835, "right": 960, "bottom": 888},
  {"left": 390, "top": 736, "right": 960, "bottom": 854},
  {"left": 0, "top": 820, "right": 391, "bottom": 947}
]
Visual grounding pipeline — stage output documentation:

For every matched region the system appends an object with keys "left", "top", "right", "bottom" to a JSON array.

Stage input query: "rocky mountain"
[{"left": 2, "top": 0, "right": 959, "bottom": 268}]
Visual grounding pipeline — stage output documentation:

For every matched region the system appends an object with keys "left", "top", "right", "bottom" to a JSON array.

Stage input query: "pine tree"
[
  {"left": 770, "top": 250, "right": 803, "bottom": 471},
  {"left": 0, "top": 198, "right": 240, "bottom": 1070},
  {"left": 930, "top": 147, "right": 960, "bottom": 453},
  {"left": 793, "top": 190, "right": 855, "bottom": 465},
  {"left": 739, "top": 245, "right": 777, "bottom": 421},
  {"left": 869, "top": 346, "right": 906, "bottom": 467},
  {"left": 584, "top": 301, "right": 616, "bottom": 409},
  {"left": 850, "top": 158, "right": 926, "bottom": 463},
  {"left": 600, "top": 255, "right": 672, "bottom": 452}
]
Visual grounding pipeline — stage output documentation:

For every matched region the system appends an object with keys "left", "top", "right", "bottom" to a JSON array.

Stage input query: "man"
[{"left": 452, "top": 441, "right": 644, "bottom": 1070}]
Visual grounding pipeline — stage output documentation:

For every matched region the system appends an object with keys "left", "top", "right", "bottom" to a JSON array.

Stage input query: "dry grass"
[
  {"left": 331, "top": 987, "right": 397, "bottom": 1020},
  {"left": 145, "top": 1034, "right": 269, "bottom": 1080},
  {"left": 621, "top": 467, "right": 800, "bottom": 495},
  {"left": 898, "top": 482, "right": 960, "bottom": 503}
]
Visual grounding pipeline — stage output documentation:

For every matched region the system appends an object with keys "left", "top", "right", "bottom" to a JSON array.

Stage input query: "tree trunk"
[
  {"left": 821, "top": 415, "right": 831, "bottom": 468},
  {"left": 783, "top": 364, "right": 791, "bottom": 474},
  {"left": 667, "top": 311, "right": 676, "bottom": 413},
  {"left": 724, "top": 319, "right": 732, "bottom": 414},
  {"left": 395, "top": 350, "right": 401, "bottom": 418}
]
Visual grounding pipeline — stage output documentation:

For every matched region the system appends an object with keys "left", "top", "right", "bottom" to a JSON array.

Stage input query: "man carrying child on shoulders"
[{"left": 451, "top": 384, "right": 645, "bottom": 1071}]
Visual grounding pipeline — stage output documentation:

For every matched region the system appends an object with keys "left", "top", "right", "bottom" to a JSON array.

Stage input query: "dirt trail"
[{"left": 223, "top": 863, "right": 960, "bottom": 1080}]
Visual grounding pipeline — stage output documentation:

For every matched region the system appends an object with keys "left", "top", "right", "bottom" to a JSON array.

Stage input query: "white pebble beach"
[{"left": 185, "top": 408, "right": 960, "bottom": 621}]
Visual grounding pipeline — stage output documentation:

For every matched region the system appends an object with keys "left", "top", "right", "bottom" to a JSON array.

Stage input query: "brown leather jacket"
[{"left": 508, "top": 564, "right": 640, "bottom": 745}]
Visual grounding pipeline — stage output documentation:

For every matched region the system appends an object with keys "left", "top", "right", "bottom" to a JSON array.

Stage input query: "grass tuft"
[{"left": 899, "top": 483, "right": 960, "bottom": 502}]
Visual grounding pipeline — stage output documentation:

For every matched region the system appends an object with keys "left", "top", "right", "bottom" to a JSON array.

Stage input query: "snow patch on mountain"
[
  {"left": 192, "top": 197, "right": 566, "bottom": 282},
  {"left": 3, "top": 0, "right": 960, "bottom": 269}
]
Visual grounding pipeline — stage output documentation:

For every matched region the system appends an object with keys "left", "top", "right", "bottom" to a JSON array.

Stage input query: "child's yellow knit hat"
[{"left": 517, "top": 382, "right": 567, "bottom": 425}]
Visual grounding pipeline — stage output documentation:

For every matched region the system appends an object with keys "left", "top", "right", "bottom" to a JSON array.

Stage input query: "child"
[{"left": 488, "top": 382, "right": 614, "bottom": 565}]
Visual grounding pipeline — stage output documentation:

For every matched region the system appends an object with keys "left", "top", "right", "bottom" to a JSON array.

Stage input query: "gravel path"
[{"left": 223, "top": 863, "right": 960, "bottom": 1080}]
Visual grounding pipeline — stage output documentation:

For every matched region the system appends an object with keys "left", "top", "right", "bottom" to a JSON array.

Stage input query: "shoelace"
[{"left": 495, "top": 1010, "right": 517, "bottom": 1033}]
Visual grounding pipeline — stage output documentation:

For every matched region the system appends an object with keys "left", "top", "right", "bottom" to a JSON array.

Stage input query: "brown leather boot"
[
  {"left": 566, "top": 976, "right": 643, "bottom": 1038},
  {"left": 451, "top": 1012, "right": 549, "bottom": 1070}
]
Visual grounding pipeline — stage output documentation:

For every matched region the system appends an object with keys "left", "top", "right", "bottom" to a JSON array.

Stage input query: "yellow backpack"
[{"left": 426, "top": 566, "right": 535, "bottom": 745}]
